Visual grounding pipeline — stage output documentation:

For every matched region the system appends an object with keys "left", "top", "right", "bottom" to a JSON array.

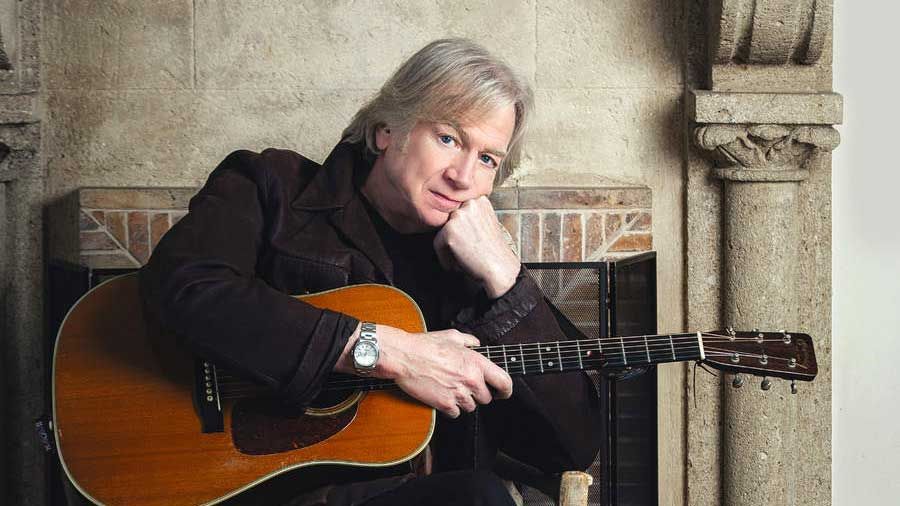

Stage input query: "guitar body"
[{"left": 53, "top": 274, "right": 434, "bottom": 506}]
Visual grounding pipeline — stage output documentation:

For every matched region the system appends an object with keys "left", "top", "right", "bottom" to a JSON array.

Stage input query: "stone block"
[
  {"left": 43, "top": 0, "right": 193, "bottom": 89},
  {"left": 527, "top": 88, "right": 682, "bottom": 184},
  {"left": 690, "top": 91, "right": 843, "bottom": 125},
  {"left": 536, "top": 0, "right": 681, "bottom": 88},
  {"left": 489, "top": 187, "right": 518, "bottom": 210},
  {"left": 45, "top": 89, "right": 373, "bottom": 195},
  {"left": 195, "top": 0, "right": 536, "bottom": 90},
  {"left": 0, "top": 94, "right": 39, "bottom": 124}
]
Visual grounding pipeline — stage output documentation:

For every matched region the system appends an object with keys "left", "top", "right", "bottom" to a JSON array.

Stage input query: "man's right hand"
[{"left": 336, "top": 324, "right": 513, "bottom": 418}]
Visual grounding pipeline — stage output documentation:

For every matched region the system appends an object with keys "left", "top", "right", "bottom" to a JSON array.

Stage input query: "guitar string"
[
  {"left": 215, "top": 339, "right": 799, "bottom": 390},
  {"left": 218, "top": 353, "right": 807, "bottom": 399},
  {"left": 214, "top": 334, "right": 804, "bottom": 394},
  {"left": 215, "top": 344, "right": 801, "bottom": 393}
]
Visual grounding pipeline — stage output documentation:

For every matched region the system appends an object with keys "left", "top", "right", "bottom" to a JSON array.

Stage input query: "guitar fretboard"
[{"left": 476, "top": 333, "right": 704, "bottom": 376}]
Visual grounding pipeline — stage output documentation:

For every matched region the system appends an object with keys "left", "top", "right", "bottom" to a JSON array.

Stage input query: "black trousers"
[{"left": 356, "top": 470, "right": 517, "bottom": 506}]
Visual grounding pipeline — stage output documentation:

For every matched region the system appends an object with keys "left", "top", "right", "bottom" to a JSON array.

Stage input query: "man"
[{"left": 140, "top": 38, "right": 601, "bottom": 506}]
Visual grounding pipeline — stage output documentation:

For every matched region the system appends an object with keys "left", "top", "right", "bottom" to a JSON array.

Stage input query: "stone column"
[
  {"left": 0, "top": 1, "right": 44, "bottom": 504},
  {"left": 693, "top": 115, "right": 840, "bottom": 505},
  {"left": 685, "top": 2, "right": 842, "bottom": 505}
]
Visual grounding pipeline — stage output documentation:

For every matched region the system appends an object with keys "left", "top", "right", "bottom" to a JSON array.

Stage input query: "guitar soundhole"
[{"left": 308, "top": 375, "right": 358, "bottom": 411}]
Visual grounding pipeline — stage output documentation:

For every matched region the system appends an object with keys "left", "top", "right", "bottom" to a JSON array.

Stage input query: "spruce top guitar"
[{"left": 52, "top": 274, "right": 817, "bottom": 506}]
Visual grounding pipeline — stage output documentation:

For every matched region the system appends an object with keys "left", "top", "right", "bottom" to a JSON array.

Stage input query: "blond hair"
[{"left": 342, "top": 38, "right": 533, "bottom": 183}]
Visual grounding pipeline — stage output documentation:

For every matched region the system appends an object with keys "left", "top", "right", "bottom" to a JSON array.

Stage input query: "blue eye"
[
  {"left": 480, "top": 154, "right": 498, "bottom": 168},
  {"left": 439, "top": 135, "right": 455, "bottom": 145}
]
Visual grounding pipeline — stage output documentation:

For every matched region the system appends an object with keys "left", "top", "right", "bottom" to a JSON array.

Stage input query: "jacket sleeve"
[
  {"left": 138, "top": 150, "right": 359, "bottom": 407},
  {"left": 452, "top": 267, "right": 603, "bottom": 473}
]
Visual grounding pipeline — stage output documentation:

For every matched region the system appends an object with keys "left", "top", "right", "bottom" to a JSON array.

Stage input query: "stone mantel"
[{"left": 689, "top": 91, "right": 843, "bottom": 125}]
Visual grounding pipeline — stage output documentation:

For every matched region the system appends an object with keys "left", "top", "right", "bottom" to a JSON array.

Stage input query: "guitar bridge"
[{"left": 194, "top": 359, "right": 224, "bottom": 433}]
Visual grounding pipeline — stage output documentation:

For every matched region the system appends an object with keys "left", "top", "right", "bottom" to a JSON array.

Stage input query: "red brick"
[
  {"left": 609, "top": 232, "right": 653, "bottom": 252},
  {"left": 80, "top": 231, "right": 118, "bottom": 251},
  {"left": 627, "top": 211, "right": 652, "bottom": 231},
  {"left": 497, "top": 213, "right": 520, "bottom": 255},
  {"left": 79, "top": 211, "right": 100, "bottom": 231},
  {"left": 106, "top": 212, "right": 127, "bottom": 245},
  {"left": 127, "top": 212, "right": 150, "bottom": 264},
  {"left": 542, "top": 213, "right": 560, "bottom": 262},
  {"left": 520, "top": 213, "right": 541, "bottom": 262},
  {"left": 562, "top": 214, "right": 583, "bottom": 262},
  {"left": 80, "top": 188, "right": 196, "bottom": 210},
  {"left": 604, "top": 213, "right": 623, "bottom": 242},
  {"left": 584, "top": 213, "right": 604, "bottom": 259},
  {"left": 150, "top": 213, "right": 171, "bottom": 252},
  {"left": 518, "top": 187, "right": 652, "bottom": 209}
]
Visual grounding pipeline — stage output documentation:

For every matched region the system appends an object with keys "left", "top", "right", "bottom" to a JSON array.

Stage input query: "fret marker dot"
[
  {"left": 511, "top": 357, "right": 517, "bottom": 362},
  {"left": 548, "top": 361, "right": 554, "bottom": 367},
  {"left": 545, "top": 347, "right": 551, "bottom": 352}
]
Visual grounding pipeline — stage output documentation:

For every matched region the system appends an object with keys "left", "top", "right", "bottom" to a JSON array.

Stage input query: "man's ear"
[{"left": 375, "top": 126, "right": 392, "bottom": 152}]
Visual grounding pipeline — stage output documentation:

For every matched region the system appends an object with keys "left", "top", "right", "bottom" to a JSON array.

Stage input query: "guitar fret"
[
  {"left": 619, "top": 337, "right": 628, "bottom": 366},
  {"left": 669, "top": 335, "right": 677, "bottom": 361},
  {"left": 518, "top": 343, "right": 526, "bottom": 375},
  {"left": 502, "top": 344, "right": 509, "bottom": 373},
  {"left": 576, "top": 341, "right": 584, "bottom": 369},
  {"left": 644, "top": 336, "right": 651, "bottom": 363},
  {"left": 537, "top": 344, "right": 544, "bottom": 374},
  {"left": 555, "top": 342, "right": 564, "bottom": 371}
]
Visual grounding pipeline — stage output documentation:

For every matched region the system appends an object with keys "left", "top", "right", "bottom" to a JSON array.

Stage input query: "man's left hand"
[{"left": 433, "top": 196, "right": 521, "bottom": 299}]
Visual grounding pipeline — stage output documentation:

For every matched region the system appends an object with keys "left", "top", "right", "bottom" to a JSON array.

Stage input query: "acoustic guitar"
[{"left": 52, "top": 273, "right": 817, "bottom": 505}]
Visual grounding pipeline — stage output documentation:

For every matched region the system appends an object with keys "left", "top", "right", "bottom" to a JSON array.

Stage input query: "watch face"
[{"left": 354, "top": 341, "right": 378, "bottom": 367}]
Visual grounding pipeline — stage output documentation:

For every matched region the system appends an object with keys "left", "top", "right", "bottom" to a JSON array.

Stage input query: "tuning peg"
[
  {"left": 732, "top": 374, "right": 744, "bottom": 388},
  {"left": 760, "top": 377, "right": 772, "bottom": 391},
  {"left": 791, "top": 380, "right": 798, "bottom": 394}
]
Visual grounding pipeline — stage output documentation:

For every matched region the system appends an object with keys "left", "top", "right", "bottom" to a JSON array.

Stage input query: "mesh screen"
[{"left": 520, "top": 266, "right": 607, "bottom": 506}]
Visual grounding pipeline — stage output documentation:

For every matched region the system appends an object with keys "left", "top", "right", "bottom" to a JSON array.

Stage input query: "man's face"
[{"left": 365, "top": 104, "right": 516, "bottom": 233}]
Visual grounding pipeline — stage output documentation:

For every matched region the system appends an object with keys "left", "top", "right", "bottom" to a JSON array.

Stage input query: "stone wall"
[{"left": 41, "top": 4, "right": 688, "bottom": 501}]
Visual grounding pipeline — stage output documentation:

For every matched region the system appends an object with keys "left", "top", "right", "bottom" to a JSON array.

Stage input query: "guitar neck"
[{"left": 475, "top": 332, "right": 705, "bottom": 377}]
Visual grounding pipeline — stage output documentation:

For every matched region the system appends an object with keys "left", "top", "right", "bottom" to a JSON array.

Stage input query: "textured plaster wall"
[{"left": 42, "top": 0, "right": 687, "bottom": 501}]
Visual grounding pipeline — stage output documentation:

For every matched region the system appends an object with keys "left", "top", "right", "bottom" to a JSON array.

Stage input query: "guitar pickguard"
[{"left": 231, "top": 396, "right": 359, "bottom": 455}]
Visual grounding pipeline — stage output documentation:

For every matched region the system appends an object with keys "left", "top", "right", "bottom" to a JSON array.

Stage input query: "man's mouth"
[{"left": 429, "top": 190, "right": 462, "bottom": 212}]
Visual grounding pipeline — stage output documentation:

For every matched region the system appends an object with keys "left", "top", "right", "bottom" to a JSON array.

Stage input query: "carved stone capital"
[
  {"left": 710, "top": 0, "right": 832, "bottom": 65},
  {"left": 694, "top": 124, "right": 839, "bottom": 180}
]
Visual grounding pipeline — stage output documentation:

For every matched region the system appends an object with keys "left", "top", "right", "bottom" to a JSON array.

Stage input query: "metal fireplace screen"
[{"left": 520, "top": 254, "right": 658, "bottom": 506}]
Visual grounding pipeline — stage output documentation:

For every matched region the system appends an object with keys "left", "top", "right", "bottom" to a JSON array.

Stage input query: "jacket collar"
[{"left": 291, "top": 142, "right": 393, "bottom": 283}]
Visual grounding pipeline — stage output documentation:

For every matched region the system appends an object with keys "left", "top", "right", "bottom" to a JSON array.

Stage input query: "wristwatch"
[{"left": 352, "top": 322, "right": 379, "bottom": 375}]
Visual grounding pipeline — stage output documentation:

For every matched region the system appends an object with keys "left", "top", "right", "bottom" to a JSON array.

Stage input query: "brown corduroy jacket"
[{"left": 138, "top": 141, "right": 602, "bottom": 505}]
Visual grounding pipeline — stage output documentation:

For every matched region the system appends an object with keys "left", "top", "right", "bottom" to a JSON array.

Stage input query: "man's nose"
[{"left": 445, "top": 151, "right": 477, "bottom": 189}]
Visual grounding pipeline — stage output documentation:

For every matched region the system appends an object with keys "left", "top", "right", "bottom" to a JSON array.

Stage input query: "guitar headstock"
[{"left": 701, "top": 329, "right": 818, "bottom": 385}]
